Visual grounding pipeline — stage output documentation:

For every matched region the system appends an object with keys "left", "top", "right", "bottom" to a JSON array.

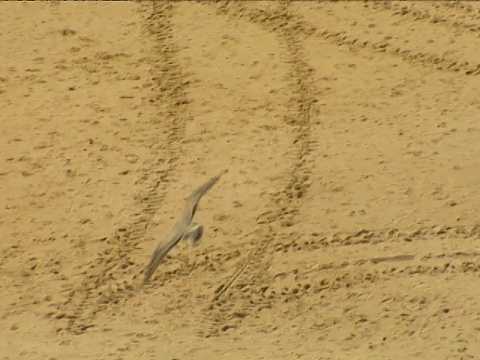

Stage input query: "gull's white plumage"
[{"left": 144, "top": 171, "right": 226, "bottom": 283}]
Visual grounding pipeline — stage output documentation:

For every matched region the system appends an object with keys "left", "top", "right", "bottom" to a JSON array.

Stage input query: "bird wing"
[
  {"left": 181, "top": 171, "right": 226, "bottom": 223},
  {"left": 143, "top": 170, "right": 226, "bottom": 283},
  {"left": 144, "top": 229, "right": 184, "bottom": 283}
]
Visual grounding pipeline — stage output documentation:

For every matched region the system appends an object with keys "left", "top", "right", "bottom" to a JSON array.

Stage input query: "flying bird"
[{"left": 143, "top": 171, "right": 226, "bottom": 283}]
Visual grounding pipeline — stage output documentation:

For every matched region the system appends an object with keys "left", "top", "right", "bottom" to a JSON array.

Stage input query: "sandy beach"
[{"left": 1, "top": 2, "right": 480, "bottom": 359}]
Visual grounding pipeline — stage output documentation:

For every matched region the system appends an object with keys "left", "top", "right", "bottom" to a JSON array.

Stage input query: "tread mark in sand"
[
  {"left": 367, "top": 1, "right": 480, "bottom": 33},
  {"left": 202, "top": 2, "right": 317, "bottom": 337},
  {"left": 307, "top": 4, "right": 480, "bottom": 75},
  {"left": 316, "top": 31, "right": 480, "bottom": 76},
  {"left": 223, "top": 225, "right": 480, "bottom": 311},
  {"left": 57, "top": 2, "right": 189, "bottom": 334}
]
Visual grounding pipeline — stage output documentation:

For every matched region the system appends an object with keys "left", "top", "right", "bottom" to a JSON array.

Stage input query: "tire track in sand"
[
  {"left": 292, "top": 2, "right": 480, "bottom": 76},
  {"left": 57, "top": 2, "right": 189, "bottom": 334},
  {"left": 369, "top": 1, "right": 480, "bottom": 33},
  {"left": 246, "top": 224, "right": 480, "bottom": 350},
  {"left": 202, "top": 2, "right": 317, "bottom": 337}
]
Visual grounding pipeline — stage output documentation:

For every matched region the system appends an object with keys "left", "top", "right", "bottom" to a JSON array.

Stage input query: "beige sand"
[{"left": 1, "top": 2, "right": 480, "bottom": 359}]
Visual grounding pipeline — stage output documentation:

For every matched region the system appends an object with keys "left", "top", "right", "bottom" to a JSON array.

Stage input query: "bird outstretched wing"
[
  {"left": 143, "top": 230, "right": 184, "bottom": 283},
  {"left": 180, "top": 170, "right": 226, "bottom": 227}
]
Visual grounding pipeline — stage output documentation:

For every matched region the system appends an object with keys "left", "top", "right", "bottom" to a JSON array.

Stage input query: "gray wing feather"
[
  {"left": 143, "top": 171, "right": 226, "bottom": 283},
  {"left": 144, "top": 230, "right": 183, "bottom": 283},
  {"left": 180, "top": 171, "right": 225, "bottom": 226}
]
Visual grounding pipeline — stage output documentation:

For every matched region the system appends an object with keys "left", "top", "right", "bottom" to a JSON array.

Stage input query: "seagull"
[{"left": 143, "top": 170, "right": 226, "bottom": 283}]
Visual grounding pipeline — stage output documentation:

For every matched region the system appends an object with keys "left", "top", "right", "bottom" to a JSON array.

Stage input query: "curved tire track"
[
  {"left": 369, "top": 1, "right": 480, "bottom": 33},
  {"left": 201, "top": 2, "right": 317, "bottom": 337},
  {"left": 258, "top": 224, "right": 480, "bottom": 306},
  {"left": 57, "top": 2, "right": 189, "bottom": 334},
  {"left": 292, "top": 3, "right": 480, "bottom": 76},
  {"left": 316, "top": 29, "right": 480, "bottom": 76}
]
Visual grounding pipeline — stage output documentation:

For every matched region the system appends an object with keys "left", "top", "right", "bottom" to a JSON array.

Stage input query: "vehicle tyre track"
[
  {"left": 291, "top": 3, "right": 480, "bottom": 76},
  {"left": 369, "top": 1, "right": 480, "bottom": 33},
  {"left": 314, "top": 30, "right": 480, "bottom": 76},
  {"left": 275, "top": 224, "right": 480, "bottom": 251},
  {"left": 56, "top": 2, "right": 189, "bottom": 334},
  {"left": 232, "top": 225, "right": 480, "bottom": 321},
  {"left": 200, "top": 2, "right": 317, "bottom": 337}
]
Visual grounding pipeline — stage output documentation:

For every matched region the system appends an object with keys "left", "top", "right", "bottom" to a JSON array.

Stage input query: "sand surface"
[{"left": 1, "top": 2, "right": 480, "bottom": 359}]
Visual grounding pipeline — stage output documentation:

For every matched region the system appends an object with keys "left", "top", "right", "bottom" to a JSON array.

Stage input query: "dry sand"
[{"left": 1, "top": 2, "right": 480, "bottom": 359}]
